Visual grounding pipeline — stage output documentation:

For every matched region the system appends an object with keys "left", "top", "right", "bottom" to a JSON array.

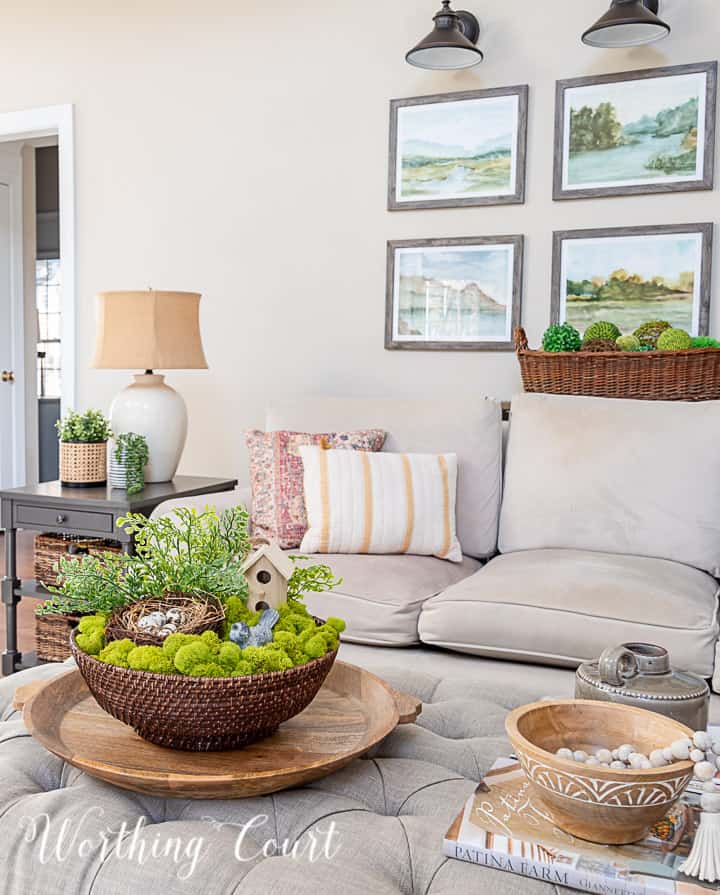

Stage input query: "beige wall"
[{"left": 1, "top": 0, "right": 717, "bottom": 482}]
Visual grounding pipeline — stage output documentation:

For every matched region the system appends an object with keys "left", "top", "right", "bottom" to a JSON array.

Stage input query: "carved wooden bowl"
[{"left": 505, "top": 699, "right": 695, "bottom": 844}]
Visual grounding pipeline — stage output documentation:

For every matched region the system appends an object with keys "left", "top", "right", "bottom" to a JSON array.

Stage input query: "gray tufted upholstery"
[{"left": 0, "top": 649, "right": 579, "bottom": 895}]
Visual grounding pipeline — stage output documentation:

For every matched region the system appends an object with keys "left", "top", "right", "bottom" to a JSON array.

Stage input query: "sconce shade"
[
  {"left": 582, "top": 0, "right": 670, "bottom": 48},
  {"left": 406, "top": 1, "right": 483, "bottom": 70},
  {"left": 92, "top": 290, "right": 208, "bottom": 370}
]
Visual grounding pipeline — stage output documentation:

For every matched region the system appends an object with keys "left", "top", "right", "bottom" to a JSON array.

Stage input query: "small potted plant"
[
  {"left": 109, "top": 432, "right": 149, "bottom": 495},
  {"left": 56, "top": 409, "right": 113, "bottom": 487}
]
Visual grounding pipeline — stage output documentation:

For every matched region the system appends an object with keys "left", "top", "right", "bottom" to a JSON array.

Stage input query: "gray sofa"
[{"left": 156, "top": 392, "right": 720, "bottom": 689}]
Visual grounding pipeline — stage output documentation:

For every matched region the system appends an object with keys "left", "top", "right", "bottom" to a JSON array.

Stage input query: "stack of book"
[{"left": 444, "top": 758, "right": 716, "bottom": 894}]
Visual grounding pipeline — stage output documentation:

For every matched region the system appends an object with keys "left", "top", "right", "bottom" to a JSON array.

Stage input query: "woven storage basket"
[
  {"left": 60, "top": 441, "right": 108, "bottom": 486},
  {"left": 105, "top": 592, "right": 226, "bottom": 647},
  {"left": 34, "top": 533, "right": 123, "bottom": 588},
  {"left": 514, "top": 327, "right": 720, "bottom": 401},
  {"left": 36, "top": 611, "right": 84, "bottom": 662},
  {"left": 34, "top": 535, "right": 124, "bottom": 662},
  {"left": 71, "top": 622, "right": 338, "bottom": 751}
]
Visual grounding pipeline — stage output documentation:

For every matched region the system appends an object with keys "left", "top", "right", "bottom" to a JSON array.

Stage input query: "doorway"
[{"left": 0, "top": 105, "right": 75, "bottom": 491}]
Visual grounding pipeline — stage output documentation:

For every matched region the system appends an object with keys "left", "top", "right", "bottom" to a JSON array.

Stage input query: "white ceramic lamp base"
[{"left": 109, "top": 373, "right": 187, "bottom": 483}]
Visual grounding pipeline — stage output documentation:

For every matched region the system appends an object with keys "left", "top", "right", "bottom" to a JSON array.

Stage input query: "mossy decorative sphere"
[
  {"left": 657, "top": 328, "right": 692, "bottom": 351},
  {"left": 581, "top": 338, "right": 620, "bottom": 352},
  {"left": 583, "top": 321, "right": 621, "bottom": 344},
  {"left": 616, "top": 334, "right": 641, "bottom": 351},
  {"left": 633, "top": 320, "right": 670, "bottom": 348},
  {"left": 542, "top": 323, "right": 582, "bottom": 352},
  {"left": 691, "top": 336, "right": 720, "bottom": 349}
]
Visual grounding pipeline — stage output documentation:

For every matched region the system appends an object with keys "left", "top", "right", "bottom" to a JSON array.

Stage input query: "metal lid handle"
[{"left": 598, "top": 645, "right": 639, "bottom": 687}]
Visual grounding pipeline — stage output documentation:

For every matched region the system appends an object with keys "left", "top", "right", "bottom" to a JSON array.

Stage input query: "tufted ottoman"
[{"left": 0, "top": 654, "right": 575, "bottom": 895}]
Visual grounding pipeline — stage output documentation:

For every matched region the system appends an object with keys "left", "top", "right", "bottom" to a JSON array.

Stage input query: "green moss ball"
[
  {"left": 80, "top": 601, "right": 344, "bottom": 679},
  {"left": 616, "top": 334, "right": 642, "bottom": 351},
  {"left": 542, "top": 323, "right": 582, "bottom": 352},
  {"left": 633, "top": 320, "right": 671, "bottom": 348},
  {"left": 691, "top": 336, "right": 720, "bottom": 349},
  {"left": 583, "top": 321, "right": 621, "bottom": 343},
  {"left": 580, "top": 338, "right": 619, "bottom": 353},
  {"left": 657, "top": 328, "right": 692, "bottom": 351}
]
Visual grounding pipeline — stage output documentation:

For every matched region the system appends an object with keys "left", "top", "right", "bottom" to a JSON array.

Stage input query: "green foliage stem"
[
  {"left": 37, "top": 506, "right": 252, "bottom": 616},
  {"left": 113, "top": 433, "right": 149, "bottom": 496}
]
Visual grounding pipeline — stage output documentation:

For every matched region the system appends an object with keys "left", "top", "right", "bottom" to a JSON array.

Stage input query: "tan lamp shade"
[{"left": 92, "top": 290, "right": 208, "bottom": 370}]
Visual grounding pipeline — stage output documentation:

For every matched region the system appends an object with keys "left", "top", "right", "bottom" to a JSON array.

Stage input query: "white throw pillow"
[{"left": 298, "top": 446, "right": 462, "bottom": 562}]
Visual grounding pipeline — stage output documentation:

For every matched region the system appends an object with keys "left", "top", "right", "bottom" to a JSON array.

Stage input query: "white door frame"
[
  {"left": 0, "top": 145, "right": 26, "bottom": 486},
  {"left": 0, "top": 105, "right": 76, "bottom": 485}
]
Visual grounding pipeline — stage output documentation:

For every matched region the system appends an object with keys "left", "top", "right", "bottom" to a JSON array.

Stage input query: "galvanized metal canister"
[{"left": 575, "top": 642, "right": 709, "bottom": 730}]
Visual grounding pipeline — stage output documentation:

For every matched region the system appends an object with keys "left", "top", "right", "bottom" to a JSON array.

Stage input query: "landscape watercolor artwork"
[
  {"left": 394, "top": 93, "right": 520, "bottom": 204},
  {"left": 390, "top": 243, "right": 517, "bottom": 346},
  {"left": 562, "top": 71, "right": 707, "bottom": 192},
  {"left": 557, "top": 232, "right": 705, "bottom": 335}
]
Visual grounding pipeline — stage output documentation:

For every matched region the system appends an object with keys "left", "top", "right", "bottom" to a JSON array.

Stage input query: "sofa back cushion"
[
  {"left": 499, "top": 393, "right": 720, "bottom": 573},
  {"left": 266, "top": 397, "right": 502, "bottom": 559}
]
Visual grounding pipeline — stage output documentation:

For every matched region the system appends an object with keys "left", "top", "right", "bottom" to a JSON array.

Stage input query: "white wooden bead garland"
[
  {"left": 554, "top": 730, "right": 720, "bottom": 882},
  {"left": 554, "top": 732, "right": 720, "bottom": 776}
]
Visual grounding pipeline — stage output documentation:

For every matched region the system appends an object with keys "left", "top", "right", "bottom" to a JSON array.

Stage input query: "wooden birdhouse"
[{"left": 241, "top": 541, "right": 295, "bottom": 612}]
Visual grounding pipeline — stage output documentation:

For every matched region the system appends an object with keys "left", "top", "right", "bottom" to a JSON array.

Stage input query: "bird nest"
[{"left": 105, "top": 592, "right": 226, "bottom": 647}]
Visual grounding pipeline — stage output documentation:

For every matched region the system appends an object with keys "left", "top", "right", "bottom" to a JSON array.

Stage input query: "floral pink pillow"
[{"left": 245, "top": 429, "right": 386, "bottom": 549}]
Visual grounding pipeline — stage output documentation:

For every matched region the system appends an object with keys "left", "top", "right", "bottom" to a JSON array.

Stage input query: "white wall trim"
[
  {"left": 0, "top": 145, "right": 26, "bottom": 486},
  {"left": 0, "top": 104, "right": 76, "bottom": 416}
]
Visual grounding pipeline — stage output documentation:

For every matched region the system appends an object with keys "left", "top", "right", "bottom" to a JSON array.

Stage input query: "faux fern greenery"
[{"left": 37, "top": 506, "right": 253, "bottom": 616}]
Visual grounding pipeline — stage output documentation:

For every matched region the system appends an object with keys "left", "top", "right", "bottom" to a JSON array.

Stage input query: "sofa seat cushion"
[
  {"left": 499, "top": 393, "right": 720, "bottom": 574},
  {"left": 418, "top": 549, "right": 720, "bottom": 677},
  {"left": 292, "top": 552, "right": 481, "bottom": 646}
]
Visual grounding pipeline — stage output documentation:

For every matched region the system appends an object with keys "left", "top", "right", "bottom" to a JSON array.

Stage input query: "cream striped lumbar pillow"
[{"left": 298, "top": 446, "right": 463, "bottom": 562}]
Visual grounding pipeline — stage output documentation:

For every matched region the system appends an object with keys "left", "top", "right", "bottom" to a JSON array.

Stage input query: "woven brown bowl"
[
  {"left": 70, "top": 622, "right": 337, "bottom": 751},
  {"left": 105, "top": 592, "right": 225, "bottom": 647}
]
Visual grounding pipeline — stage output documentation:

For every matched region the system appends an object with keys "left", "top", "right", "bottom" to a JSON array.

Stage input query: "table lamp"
[{"left": 92, "top": 290, "right": 208, "bottom": 483}]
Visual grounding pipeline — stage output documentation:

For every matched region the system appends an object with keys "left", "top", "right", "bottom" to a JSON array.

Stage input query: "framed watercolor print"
[
  {"left": 551, "top": 223, "right": 714, "bottom": 337},
  {"left": 385, "top": 236, "right": 524, "bottom": 351},
  {"left": 553, "top": 61, "right": 717, "bottom": 200},
  {"left": 388, "top": 86, "right": 528, "bottom": 210}
]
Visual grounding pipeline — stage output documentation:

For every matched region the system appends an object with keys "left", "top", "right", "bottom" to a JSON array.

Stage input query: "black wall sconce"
[
  {"left": 406, "top": 1, "right": 484, "bottom": 70},
  {"left": 582, "top": 0, "right": 670, "bottom": 48}
]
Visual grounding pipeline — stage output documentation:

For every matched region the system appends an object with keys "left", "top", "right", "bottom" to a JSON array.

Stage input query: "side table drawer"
[{"left": 14, "top": 504, "right": 115, "bottom": 534}]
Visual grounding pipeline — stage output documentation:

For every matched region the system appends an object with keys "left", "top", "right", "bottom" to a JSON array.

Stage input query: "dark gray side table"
[{"left": 0, "top": 475, "right": 237, "bottom": 675}]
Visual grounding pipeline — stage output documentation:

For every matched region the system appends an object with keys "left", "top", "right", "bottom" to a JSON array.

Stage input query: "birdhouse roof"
[{"left": 241, "top": 542, "right": 295, "bottom": 580}]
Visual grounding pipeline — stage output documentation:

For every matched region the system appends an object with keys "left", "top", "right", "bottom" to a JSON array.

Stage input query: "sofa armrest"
[{"left": 150, "top": 485, "right": 252, "bottom": 520}]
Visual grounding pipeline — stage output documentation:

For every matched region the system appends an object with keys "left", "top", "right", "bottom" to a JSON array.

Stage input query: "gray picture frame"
[
  {"left": 388, "top": 86, "right": 529, "bottom": 211},
  {"left": 553, "top": 61, "right": 717, "bottom": 201},
  {"left": 550, "top": 223, "right": 714, "bottom": 336},
  {"left": 385, "top": 235, "right": 524, "bottom": 352}
]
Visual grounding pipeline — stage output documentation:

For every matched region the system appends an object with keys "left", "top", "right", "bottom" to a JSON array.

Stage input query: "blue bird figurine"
[{"left": 229, "top": 608, "right": 280, "bottom": 649}]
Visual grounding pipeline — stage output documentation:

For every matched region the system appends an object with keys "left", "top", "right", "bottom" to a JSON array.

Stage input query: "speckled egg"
[
  {"left": 138, "top": 612, "right": 167, "bottom": 630},
  {"left": 166, "top": 609, "right": 184, "bottom": 626}
]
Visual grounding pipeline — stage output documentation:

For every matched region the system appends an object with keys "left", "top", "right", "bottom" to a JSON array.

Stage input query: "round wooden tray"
[{"left": 16, "top": 661, "right": 421, "bottom": 799}]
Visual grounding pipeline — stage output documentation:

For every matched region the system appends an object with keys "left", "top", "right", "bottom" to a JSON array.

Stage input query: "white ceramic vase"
[{"left": 109, "top": 374, "right": 187, "bottom": 483}]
